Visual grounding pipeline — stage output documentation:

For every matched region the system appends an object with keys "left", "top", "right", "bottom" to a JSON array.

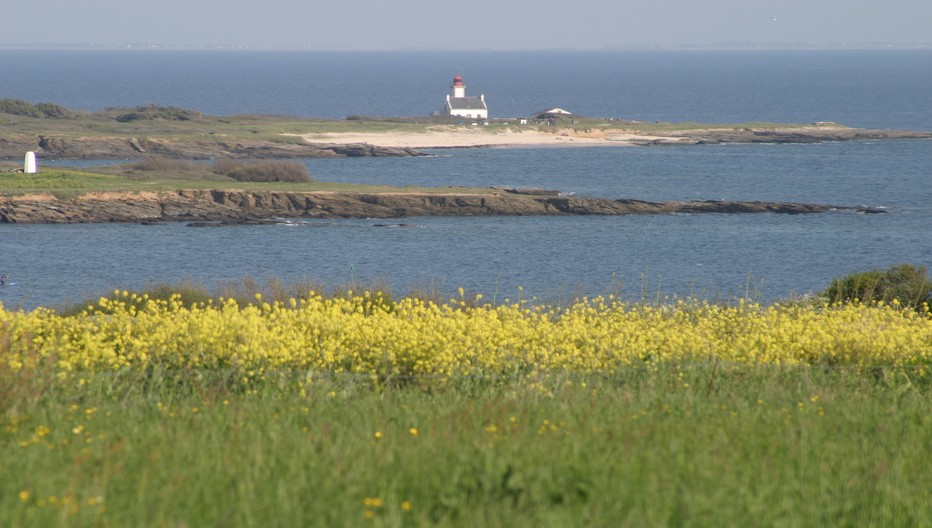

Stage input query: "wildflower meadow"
[{"left": 2, "top": 290, "right": 930, "bottom": 526}]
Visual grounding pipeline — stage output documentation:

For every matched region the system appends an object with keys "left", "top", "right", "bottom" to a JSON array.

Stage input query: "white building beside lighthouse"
[{"left": 441, "top": 75, "right": 488, "bottom": 120}]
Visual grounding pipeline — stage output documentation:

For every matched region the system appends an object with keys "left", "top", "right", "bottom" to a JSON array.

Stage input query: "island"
[
  {"left": 0, "top": 102, "right": 924, "bottom": 223},
  {"left": 1, "top": 102, "right": 929, "bottom": 160}
]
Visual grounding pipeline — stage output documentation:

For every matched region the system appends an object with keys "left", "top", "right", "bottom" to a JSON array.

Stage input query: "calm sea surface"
[{"left": 1, "top": 50, "right": 930, "bottom": 309}]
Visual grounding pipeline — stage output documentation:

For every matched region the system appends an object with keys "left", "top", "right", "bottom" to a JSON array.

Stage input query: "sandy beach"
[
  {"left": 292, "top": 126, "right": 669, "bottom": 149},
  {"left": 289, "top": 123, "right": 893, "bottom": 149}
]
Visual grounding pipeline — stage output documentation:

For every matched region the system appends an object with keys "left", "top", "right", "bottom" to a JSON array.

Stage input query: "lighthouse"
[
  {"left": 452, "top": 75, "right": 466, "bottom": 98},
  {"left": 441, "top": 75, "right": 488, "bottom": 120}
]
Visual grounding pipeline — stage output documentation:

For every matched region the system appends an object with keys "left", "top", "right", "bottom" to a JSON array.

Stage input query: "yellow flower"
[
  {"left": 373, "top": 431, "right": 382, "bottom": 439},
  {"left": 401, "top": 501, "right": 413, "bottom": 511},
  {"left": 3, "top": 291, "right": 930, "bottom": 380},
  {"left": 19, "top": 490, "right": 30, "bottom": 502},
  {"left": 408, "top": 427, "right": 419, "bottom": 437}
]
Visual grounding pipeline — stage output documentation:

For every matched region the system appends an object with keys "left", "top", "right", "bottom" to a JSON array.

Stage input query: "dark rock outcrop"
[
  {"left": 632, "top": 128, "right": 932, "bottom": 146},
  {"left": 0, "top": 189, "right": 872, "bottom": 224}
]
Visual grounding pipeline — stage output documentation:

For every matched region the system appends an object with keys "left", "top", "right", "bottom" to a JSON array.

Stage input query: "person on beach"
[{"left": 0, "top": 274, "right": 5, "bottom": 286}]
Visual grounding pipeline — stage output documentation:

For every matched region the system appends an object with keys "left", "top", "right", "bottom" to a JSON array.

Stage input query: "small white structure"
[
  {"left": 24, "top": 151, "right": 37, "bottom": 174},
  {"left": 442, "top": 75, "right": 488, "bottom": 120},
  {"left": 539, "top": 107, "right": 573, "bottom": 115},
  {"left": 532, "top": 108, "right": 575, "bottom": 120}
]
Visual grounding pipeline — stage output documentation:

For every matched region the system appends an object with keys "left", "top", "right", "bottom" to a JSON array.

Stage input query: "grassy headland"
[{"left": 0, "top": 100, "right": 806, "bottom": 141}]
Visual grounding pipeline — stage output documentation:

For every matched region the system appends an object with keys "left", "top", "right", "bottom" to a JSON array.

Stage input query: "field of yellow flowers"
[
  {"left": 2, "top": 291, "right": 931, "bottom": 378},
  {"left": 2, "top": 292, "right": 931, "bottom": 526}
]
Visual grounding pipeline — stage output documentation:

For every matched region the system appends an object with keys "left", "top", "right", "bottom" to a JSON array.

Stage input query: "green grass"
[
  {"left": 0, "top": 169, "right": 126, "bottom": 189},
  {"left": 0, "top": 113, "right": 438, "bottom": 141},
  {"left": 2, "top": 366, "right": 930, "bottom": 527},
  {"left": 0, "top": 168, "right": 496, "bottom": 196}
]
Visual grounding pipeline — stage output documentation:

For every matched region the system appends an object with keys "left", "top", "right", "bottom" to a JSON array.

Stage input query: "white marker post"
[{"left": 24, "top": 151, "right": 37, "bottom": 174}]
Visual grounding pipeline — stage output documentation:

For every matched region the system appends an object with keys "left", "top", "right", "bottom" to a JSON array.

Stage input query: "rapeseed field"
[
  {"left": 3, "top": 291, "right": 930, "bottom": 377},
  {"left": 2, "top": 292, "right": 930, "bottom": 526}
]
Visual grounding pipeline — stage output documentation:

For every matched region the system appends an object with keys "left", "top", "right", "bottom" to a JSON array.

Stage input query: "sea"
[{"left": 1, "top": 49, "right": 930, "bottom": 310}]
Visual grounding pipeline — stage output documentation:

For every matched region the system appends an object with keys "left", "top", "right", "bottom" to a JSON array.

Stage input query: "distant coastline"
[
  {"left": 1, "top": 104, "right": 928, "bottom": 223},
  {"left": 1, "top": 104, "right": 929, "bottom": 161},
  {"left": 2, "top": 44, "right": 931, "bottom": 51}
]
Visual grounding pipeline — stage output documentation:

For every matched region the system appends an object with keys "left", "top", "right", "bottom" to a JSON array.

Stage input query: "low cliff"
[
  {"left": 0, "top": 189, "right": 877, "bottom": 224},
  {"left": 0, "top": 136, "right": 421, "bottom": 160}
]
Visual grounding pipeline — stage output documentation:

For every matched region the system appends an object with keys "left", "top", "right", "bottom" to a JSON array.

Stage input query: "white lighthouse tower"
[
  {"left": 24, "top": 151, "right": 37, "bottom": 174},
  {"left": 441, "top": 75, "right": 488, "bottom": 120},
  {"left": 452, "top": 75, "right": 466, "bottom": 98}
]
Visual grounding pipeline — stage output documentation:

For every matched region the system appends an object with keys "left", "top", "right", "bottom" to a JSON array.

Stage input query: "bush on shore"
[
  {"left": 211, "top": 160, "right": 313, "bottom": 183},
  {"left": 0, "top": 99, "right": 74, "bottom": 119},
  {"left": 102, "top": 104, "right": 203, "bottom": 122},
  {"left": 823, "top": 263, "right": 931, "bottom": 312}
]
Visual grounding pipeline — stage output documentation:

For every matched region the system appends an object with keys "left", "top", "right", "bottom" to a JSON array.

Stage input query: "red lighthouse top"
[{"left": 453, "top": 75, "right": 463, "bottom": 86}]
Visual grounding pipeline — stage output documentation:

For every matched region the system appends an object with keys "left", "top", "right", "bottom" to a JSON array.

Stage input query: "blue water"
[{"left": 1, "top": 50, "right": 930, "bottom": 309}]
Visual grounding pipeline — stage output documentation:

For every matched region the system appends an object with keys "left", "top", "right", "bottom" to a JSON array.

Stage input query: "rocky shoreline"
[
  {"left": 627, "top": 127, "right": 932, "bottom": 146},
  {"left": 0, "top": 136, "right": 421, "bottom": 160},
  {"left": 0, "top": 189, "right": 884, "bottom": 224}
]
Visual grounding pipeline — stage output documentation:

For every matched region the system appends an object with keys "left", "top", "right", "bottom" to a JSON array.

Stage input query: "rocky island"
[
  {"left": 0, "top": 103, "right": 924, "bottom": 223},
  {"left": 0, "top": 188, "right": 884, "bottom": 225},
  {"left": 0, "top": 102, "right": 929, "bottom": 160}
]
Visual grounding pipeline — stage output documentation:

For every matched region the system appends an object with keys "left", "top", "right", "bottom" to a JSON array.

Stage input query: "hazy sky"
[{"left": 3, "top": 0, "right": 930, "bottom": 49}]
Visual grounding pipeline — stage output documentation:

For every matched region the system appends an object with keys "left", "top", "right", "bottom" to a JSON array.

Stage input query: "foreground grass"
[
  {"left": 2, "top": 294, "right": 930, "bottom": 526},
  {"left": 2, "top": 368, "right": 930, "bottom": 527}
]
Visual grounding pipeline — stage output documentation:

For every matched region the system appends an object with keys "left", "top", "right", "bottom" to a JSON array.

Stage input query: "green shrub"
[
  {"left": 823, "top": 263, "right": 931, "bottom": 311},
  {"left": 60, "top": 281, "right": 216, "bottom": 316},
  {"left": 0, "top": 99, "right": 74, "bottom": 118},
  {"left": 211, "top": 160, "right": 313, "bottom": 183},
  {"left": 34, "top": 102, "right": 74, "bottom": 119},
  {"left": 103, "top": 104, "right": 203, "bottom": 122}
]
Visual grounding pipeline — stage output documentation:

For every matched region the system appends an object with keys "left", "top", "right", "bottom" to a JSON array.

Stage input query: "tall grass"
[{"left": 1, "top": 366, "right": 929, "bottom": 527}]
